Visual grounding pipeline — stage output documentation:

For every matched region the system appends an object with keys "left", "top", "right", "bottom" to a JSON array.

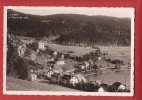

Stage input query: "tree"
[
  {"left": 95, "top": 48, "right": 101, "bottom": 57},
  {"left": 7, "top": 35, "right": 30, "bottom": 80}
]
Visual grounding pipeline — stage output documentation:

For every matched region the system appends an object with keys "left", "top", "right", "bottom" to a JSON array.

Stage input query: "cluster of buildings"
[
  {"left": 7, "top": 34, "right": 128, "bottom": 92},
  {"left": 28, "top": 68, "right": 129, "bottom": 92}
]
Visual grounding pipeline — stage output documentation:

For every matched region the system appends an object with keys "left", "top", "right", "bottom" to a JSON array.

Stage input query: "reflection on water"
[{"left": 85, "top": 69, "right": 131, "bottom": 87}]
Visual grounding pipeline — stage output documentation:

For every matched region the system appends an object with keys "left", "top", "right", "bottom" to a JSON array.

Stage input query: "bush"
[
  {"left": 111, "top": 59, "right": 124, "bottom": 64},
  {"left": 95, "top": 49, "right": 101, "bottom": 57},
  {"left": 105, "top": 57, "right": 111, "bottom": 62},
  {"left": 68, "top": 50, "right": 74, "bottom": 53},
  {"left": 111, "top": 57, "right": 124, "bottom": 64},
  {"left": 83, "top": 54, "right": 91, "bottom": 61},
  {"left": 92, "top": 45, "right": 100, "bottom": 49},
  {"left": 82, "top": 52, "right": 99, "bottom": 62},
  {"left": 26, "top": 43, "right": 37, "bottom": 51},
  {"left": 105, "top": 57, "right": 124, "bottom": 64},
  {"left": 64, "top": 54, "right": 71, "bottom": 59}
]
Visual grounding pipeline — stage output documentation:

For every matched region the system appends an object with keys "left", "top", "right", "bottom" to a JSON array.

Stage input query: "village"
[{"left": 6, "top": 34, "right": 131, "bottom": 92}]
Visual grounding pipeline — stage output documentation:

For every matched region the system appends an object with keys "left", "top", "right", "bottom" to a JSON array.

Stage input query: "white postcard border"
[{"left": 3, "top": 6, "right": 135, "bottom": 96}]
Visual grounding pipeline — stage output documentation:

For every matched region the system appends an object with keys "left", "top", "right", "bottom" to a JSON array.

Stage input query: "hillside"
[
  {"left": 6, "top": 76, "right": 80, "bottom": 91},
  {"left": 7, "top": 9, "right": 131, "bottom": 46}
]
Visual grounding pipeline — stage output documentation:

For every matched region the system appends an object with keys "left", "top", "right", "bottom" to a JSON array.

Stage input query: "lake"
[{"left": 85, "top": 68, "right": 131, "bottom": 87}]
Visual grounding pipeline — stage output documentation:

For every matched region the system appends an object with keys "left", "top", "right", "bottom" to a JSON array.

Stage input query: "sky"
[{"left": 7, "top": 7, "right": 134, "bottom": 18}]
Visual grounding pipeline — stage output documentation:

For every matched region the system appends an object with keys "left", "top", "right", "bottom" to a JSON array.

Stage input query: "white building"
[
  {"left": 33, "top": 41, "right": 46, "bottom": 51},
  {"left": 56, "top": 61, "right": 65, "bottom": 65},
  {"left": 38, "top": 42, "right": 45, "bottom": 50},
  {"left": 70, "top": 76, "right": 79, "bottom": 87},
  {"left": 28, "top": 73, "right": 37, "bottom": 82},
  {"left": 70, "top": 74, "right": 87, "bottom": 87},
  {"left": 45, "top": 70, "right": 54, "bottom": 79},
  {"left": 17, "top": 44, "right": 26, "bottom": 57},
  {"left": 56, "top": 58, "right": 65, "bottom": 65}
]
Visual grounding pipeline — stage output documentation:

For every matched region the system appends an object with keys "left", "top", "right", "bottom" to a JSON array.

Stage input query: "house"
[
  {"left": 73, "top": 74, "right": 87, "bottom": 83},
  {"left": 98, "top": 87, "right": 106, "bottom": 92},
  {"left": 69, "top": 74, "right": 84, "bottom": 87},
  {"left": 77, "top": 62, "right": 90, "bottom": 71},
  {"left": 98, "top": 83, "right": 109, "bottom": 92},
  {"left": 88, "top": 80, "right": 103, "bottom": 91},
  {"left": 60, "top": 73, "right": 87, "bottom": 87},
  {"left": 97, "top": 57, "right": 101, "bottom": 60},
  {"left": 83, "top": 61, "right": 90, "bottom": 69},
  {"left": 7, "top": 34, "right": 26, "bottom": 57},
  {"left": 17, "top": 44, "right": 26, "bottom": 57},
  {"left": 117, "top": 84, "right": 126, "bottom": 91},
  {"left": 69, "top": 75, "right": 79, "bottom": 87},
  {"left": 38, "top": 42, "right": 45, "bottom": 50},
  {"left": 69, "top": 74, "right": 87, "bottom": 87},
  {"left": 50, "top": 73, "right": 61, "bottom": 84},
  {"left": 75, "top": 63, "right": 85, "bottom": 72},
  {"left": 45, "top": 70, "right": 54, "bottom": 79},
  {"left": 28, "top": 73, "right": 37, "bottom": 82},
  {"left": 56, "top": 58, "right": 65, "bottom": 65},
  {"left": 32, "top": 40, "right": 46, "bottom": 51},
  {"left": 53, "top": 51, "right": 57, "bottom": 56},
  {"left": 60, "top": 74, "right": 72, "bottom": 85},
  {"left": 61, "top": 53, "right": 64, "bottom": 59},
  {"left": 93, "top": 63, "right": 100, "bottom": 72}
]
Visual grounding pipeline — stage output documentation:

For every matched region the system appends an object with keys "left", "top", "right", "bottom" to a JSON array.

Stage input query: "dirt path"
[{"left": 6, "top": 76, "right": 80, "bottom": 91}]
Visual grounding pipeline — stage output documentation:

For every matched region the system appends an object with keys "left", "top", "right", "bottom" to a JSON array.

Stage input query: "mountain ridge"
[{"left": 7, "top": 9, "right": 131, "bottom": 46}]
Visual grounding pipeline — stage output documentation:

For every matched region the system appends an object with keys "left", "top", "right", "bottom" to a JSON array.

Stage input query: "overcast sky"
[{"left": 7, "top": 7, "right": 134, "bottom": 18}]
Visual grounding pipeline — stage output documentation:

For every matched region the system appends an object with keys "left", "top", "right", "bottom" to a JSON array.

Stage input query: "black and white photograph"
[{"left": 3, "top": 6, "right": 134, "bottom": 96}]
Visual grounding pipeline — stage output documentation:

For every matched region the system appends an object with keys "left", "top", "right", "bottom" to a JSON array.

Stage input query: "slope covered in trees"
[
  {"left": 7, "top": 34, "right": 30, "bottom": 79},
  {"left": 7, "top": 9, "right": 131, "bottom": 46}
]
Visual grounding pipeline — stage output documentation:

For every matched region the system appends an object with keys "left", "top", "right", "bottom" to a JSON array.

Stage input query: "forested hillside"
[{"left": 7, "top": 9, "right": 131, "bottom": 46}]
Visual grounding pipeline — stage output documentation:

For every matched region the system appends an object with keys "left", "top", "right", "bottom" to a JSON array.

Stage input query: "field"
[
  {"left": 45, "top": 42, "right": 131, "bottom": 65},
  {"left": 19, "top": 37, "right": 131, "bottom": 65}
]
